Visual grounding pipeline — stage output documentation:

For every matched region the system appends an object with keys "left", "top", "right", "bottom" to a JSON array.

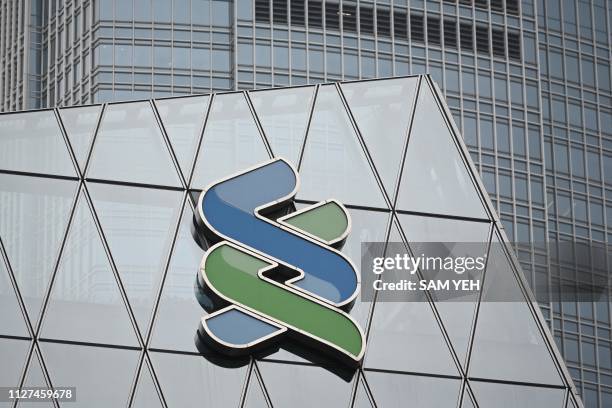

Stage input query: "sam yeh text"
[{"left": 373, "top": 279, "right": 481, "bottom": 292}]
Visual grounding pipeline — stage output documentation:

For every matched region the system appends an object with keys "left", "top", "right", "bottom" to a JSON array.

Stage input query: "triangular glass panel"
[
  {"left": 340, "top": 77, "right": 419, "bottom": 197},
  {"left": 567, "top": 393, "right": 578, "bottom": 408},
  {"left": 150, "top": 200, "right": 206, "bottom": 353},
  {"left": 149, "top": 351, "right": 248, "bottom": 408},
  {"left": 59, "top": 105, "right": 102, "bottom": 171},
  {"left": 19, "top": 347, "right": 54, "bottom": 407},
  {"left": 469, "top": 230, "right": 563, "bottom": 385},
  {"left": 470, "top": 380, "right": 566, "bottom": 408},
  {"left": 249, "top": 86, "right": 315, "bottom": 167},
  {"left": 0, "top": 338, "right": 30, "bottom": 390},
  {"left": 397, "top": 213, "right": 491, "bottom": 368},
  {"left": 0, "top": 174, "right": 77, "bottom": 327},
  {"left": 87, "top": 182, "right": 183, "bottom": 338},
  {"left": 461, "top": 383, "right": 477, "bottom": 408},
  {"left": 297, "top": 85, "right": 387, "bottom": 208},
  {"left": 353, "top": 373, "right": 375, "bottom": 408},
  {"left": 132, "top": 358, "right": 163, "bottom": 408},
  {"left": 364, "top": 220, "right": 459, "bottom": 376},
  {"left": 243, "top": 365, "right": 270, "bottom": 408},
  {"left": 41, "top": 342, "right": 139, "bottom": 407},
  {"left": 87, "top": 101, "right": 182, "bottom": 187},
  {"left": 0, "top": 252, "right": 29, "bottom": 337},
  {"left": 258, "top": 361, "right": 354, "bottom": 407},
  {"left": 40, "top": 193, "right": 139, "bottom": 347},
  {"left": 155, "top": 95, "right": 210, "bottom": 181},
  {"left": 22, "top": 348, "right": 47, "bottom": 387},
  {"left": 396, "top": 80, "right": 487, "bottom": 219},
  {"left": 190, "top": 92, "right": 270, "bottom": 190},
  {"left": 364, "top": 370, "right": 462, "bottom": 407},
  {"left": 0, "top": 110, "right": 76, "bottom": 176}
]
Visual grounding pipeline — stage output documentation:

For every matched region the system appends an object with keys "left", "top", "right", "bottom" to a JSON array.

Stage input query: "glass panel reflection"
[
  {"left": 397, "top": 213, "right": 491, "bottom": 368},
  {"left": 0, "top": 110, "right": 76, "bottom": 176},
  {"left": 40, "top": 342, "right": 140, "bottom": 408},
  {"left": 87, "top": 182, "right": 183, "bottom": 337},
  {"left": 297, "top": 85, "right": 387, "bottom": 208},
  {"left": 155, "top": 96, "right": 210, "bottom": 181},
  {"left": 396, "top": 81, "right": 488, "bottom": 219},
  {"left": 364, "top": 221, "right": 459, "bottom": 376},
  {"left": 0, "top": 253, "right": 29, "bottom": 337},
  {"left": 0, "top": 338, "right": 30, "bottom": 391},
  {"left": 190, "top": 92, "right": 270, "bottom": 190},
  {"left": 59, "top": 106, "right": 102, "bottom": 171},
  {"left": 150, "top": 351, "right": 247, "bottom": 408},
  {"left": 243, "top": 369, "right": 270, "bottom": 408},
  {"left": 469, "top": 230, "right": 563, "bottom": 385},
  {"left": 87, "top": 101, "right": 182, "bottom": 187},
  {"left": 131, "top": 359, "right": 164, "bottom": 408},
  {"left": 249, "top": 86, "right": 315, "bottom": 167},
  {"left": 340, "top": 77, "right": 419, "bottom": 197},
  {"left": 150, "top": 201, "right": 205, "bottom": 353},
  {"left": 470, "top": 380, "right": 566, "bottom": 408},
  {"left": 257, "top": 361, "right": 354, "bottom": 407},
  {"left": 0, "top": 174, "right": 77, "bottom": 327},
  {"left": 41, "top": 194, "right": 139, "bottom": 347},
  {"left": 364, "top": 370, "right": 461, "bottom": 407}
]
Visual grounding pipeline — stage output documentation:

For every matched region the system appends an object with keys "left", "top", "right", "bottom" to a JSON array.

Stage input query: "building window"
[
  {"left": 476, "top": 26, "right": 489, "bottom": 54},
  {"left": 273, "top": 0, "right": 288, "bottom": 24},
  {"left": 394, "top": 11, "right": 407, "bottom": 40},
  {"left": 411, "top": 14, "right": 424, "bottom": 43},
  {"left": 360, "top": 6, "right": 374, "bottom": 35},
  {"left": 308, "top": 0, "right": 323, "bottom": 28},
  {"left": 443, "top": 19, "right": 457, "bottom": 47},
  {"left": 290, "top": 0, "right": 305, "bottom": 25},
  {"left": 460, "top": 22, "right": 473, "bottom": 52},
  {"left": 255, "top": 0, "right": 270, "bottom": 23},
  {"left": 325, "top": 2, "right": 339, "bottom": 29},
  {"left": 427, "top": 16, "right": 441, "bottom": 45}
]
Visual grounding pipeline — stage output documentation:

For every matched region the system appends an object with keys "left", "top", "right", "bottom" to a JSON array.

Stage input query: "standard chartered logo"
[{"left": 194, "top": 158, "right": 365, "bottom": 366}]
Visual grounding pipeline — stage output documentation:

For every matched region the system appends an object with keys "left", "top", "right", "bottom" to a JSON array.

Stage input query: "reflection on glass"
[
  {"left": 150, "top": 351, "right": 247, "bottom": 408},
  {"left": 340, "top": 77, "right": 419, "bottom": 197},
  {"left": 0, "top": 110, "right": 76, "bottom": 176},
  {"left": 398, "top": 213, "right": 490, "bottom": 368},
  {"left": 249, "top": 86, "right": 315, "bottom": 167},
  {"left": 365, "top": 370, "right": 461, "bottom": 407},
  {"left": 470, "top": 380, "right": 566, "bottom": 408},
  {"left": 190, "top": 92, "right": 270, "bottom": 190},
  {"left": 150, "top": 202, "right": 205, "bottom": 353},
  {"left": 155, "top": 96, "right": 210, "bottom": 181},
  {"left": 87, "top": 182, "right": 183, "bottom": 337},
  {"left": 22, "top": 349, "right": 49, "bottom": 391},
  {"left": 41, "top": 342, "right": 139, "bottom": 408},
  {"left": 258, "top": 361, "right": 354, "bottom": 407},
  {"left": 0, "top": 254, "right": 29, "bottom": 337},
  {"left": 87, "top": 101, "right": 182, "bottom": 187},
  {"left": 0, "top": 338, "right": 30, "bottom": 389},
  {"left": 243, "top": 370, "right": 269, "bottom": 408},
  {"left": 59, "top": 105, "right": 102, "bottom": 171},
  {"left": 132, "top": 360, "right": 164, "bottom": 408},
  {"left": 0, "top": 174, "right": 77, "bottom": 326},
  {"left": 41, "top": 195, "right": 139, "bottom": 347},
  {"left": 469, "top": 231, "right": 563, "bottom": 385},
  {"left": 298, "top": 85, "right": 387, "bottom": 208},
  {"left": 396, "top": 81, "right": 488, "bottom": 219}
]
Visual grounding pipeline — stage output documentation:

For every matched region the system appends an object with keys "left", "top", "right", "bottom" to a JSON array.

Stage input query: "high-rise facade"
[{"left": 0, "top": 0, "right": 610, "bottom": 406}]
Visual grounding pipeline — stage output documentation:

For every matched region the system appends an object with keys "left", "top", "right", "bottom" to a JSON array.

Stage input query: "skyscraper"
[{"left": 0, "top": 0, "right": 610, "bottom": 406}]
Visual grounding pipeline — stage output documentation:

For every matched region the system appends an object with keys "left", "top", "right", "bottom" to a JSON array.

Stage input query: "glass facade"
[
  {"left": 0, "top": 0, "right": 610, "bottom": 406},
  {"left": 0, "top": 76, "right": 581, "bottom": 407}
]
